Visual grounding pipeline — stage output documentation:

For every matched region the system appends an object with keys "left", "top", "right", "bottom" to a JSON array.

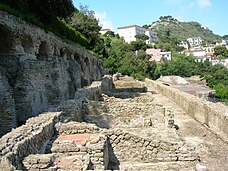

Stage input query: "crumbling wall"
[
  {"left": 0, "top": 112, "right": 63, "bottom": 170},
  {"left": 0, "top": 11, "right": 105, "bottom": 136},
  {"left": 107, "top": 128, "right": 197, "bottom": 168},
  {"left": 0, "top": 75, "right": 113, "bottom": 170},
  {"left": 145, "top": 78, "right": 228, "bottom": 143}
]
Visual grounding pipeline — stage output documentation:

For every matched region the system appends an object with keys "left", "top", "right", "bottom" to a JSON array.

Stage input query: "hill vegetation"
[
  {"left": 101, "top": 30, "right": 228, "bottom": 103},
  {"left": 148, "top": 16, "right": 222, "bottom": 44}
]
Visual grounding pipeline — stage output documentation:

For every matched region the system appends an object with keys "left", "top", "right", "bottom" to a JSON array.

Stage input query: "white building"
[
  {"left": 220, "top": 39, "right": 228, "bottom": 46},
  {"left": 203, "top": 46, "right": 215, "bottom": 55},
  {"left": 187, "top": 37, "right": 203, "bottom": 47},
  {"left": 145, "top": 30, "right": 158, "bottom": 44},
  {"left": 178, "top": 41, "right": 189, "bottom": 49},
  {"left": 220, "top": 58, "right": 228, "bottom": 68},
  {"left": 195, "top": 56, "right": 211, "bottom": 63},
  {"left": 160, "top": 51, "right": 172, "bottom": 61},
  {"left": 185, "top": 49, "right": 206, "bottom": 57},
  {"left": 117, "top": 25, "right": 157, "bottom": 44},
  {"left": 211, "top": 59, "right": 220, "bottom": 66}
]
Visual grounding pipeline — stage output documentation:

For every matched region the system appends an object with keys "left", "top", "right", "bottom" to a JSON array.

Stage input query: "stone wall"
[
  {"left": 107, "top": 128, "right": 197, "bottom": 169},
  {"left": 145, "top": 78, "right": 228, "bottom": 143},
  {"left": 0, "top": 11, "right": 105, "bottom": 136},
  {"left": 0, "top": 75, "right": 113, "bottom": 170},
  {"left": 0, "top": 111, "right": 63, "bottom": 170}
]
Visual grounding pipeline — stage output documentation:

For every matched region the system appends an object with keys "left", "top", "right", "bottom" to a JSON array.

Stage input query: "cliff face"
[{"left": 0, "top": 11, "right": 105, "bottom": 136}]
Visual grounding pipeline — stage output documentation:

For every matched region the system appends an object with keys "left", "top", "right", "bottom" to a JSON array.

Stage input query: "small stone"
[
  {"left": 95, "top": 152, "right": 103, "bottom": 157},
  {"left": 196, "top": 163, "right": 208, "bottom": 171}
]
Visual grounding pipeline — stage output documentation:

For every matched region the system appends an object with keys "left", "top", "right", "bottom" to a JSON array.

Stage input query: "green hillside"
[{"left": 149, "top": 16, "right": 222, "bottom": 44}]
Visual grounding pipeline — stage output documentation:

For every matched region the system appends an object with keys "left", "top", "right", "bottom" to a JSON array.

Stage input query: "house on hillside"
[
  {"left": 203, "top": 45, "right": 215, "bottom": 56},
  {"left": 220, "top": 58, "right": 228, "bottom": 68},
  {"left": 216, "top": 40, "right": 228, "bottom": 48},
  {"left": 185, "top": 49, "right": 206, "bottom": 57},
  {"left": 146, "top": 48, "right": 171, "bottom": 62},
  {"left": 160, "top": 52, "right": 172, "bottom": 61},
  {"left": 145, "top": 30, "right": 158, "bottom": 44},
  {"left": 146, "top": 49, "right": 161, "bottom": 62},
  {"left": 195, "top": 56, "right": 211, "bottom": 63},
  {"left": 117, "top": 25, "right": 157, "bottom": 44},
  {"left": 187, "top": 37, "right": 203, "bottom": 47},
  {"left": 211, "top": 59, "right": 220, "bottom": 65},
  {"left": 178, "top": 41, "right": 189, "bottom": 49}
]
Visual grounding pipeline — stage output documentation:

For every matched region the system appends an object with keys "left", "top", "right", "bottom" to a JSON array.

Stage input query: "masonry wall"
[
  {"left": 107, "top": 128, "right": 196, "bottom": 169},
  {"left": 0, "top": 11, "right": 105, "bottom": 136},
  {"left": 0, "top": 112, "right": 63, "bottom": 170},
  {"left": 145, "top": 78, "right": 228, "bottom": 143},
  {"left": 0, "top": 76, "right": 110, "bottom": 170}
]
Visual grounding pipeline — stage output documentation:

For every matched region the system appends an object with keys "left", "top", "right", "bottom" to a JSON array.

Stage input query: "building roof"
[
  {"left": 117, "top": 25, "right": 142, "bottom": 29},
  {"left": 100, "top": 29, "right": 111, "bottom": 31}
]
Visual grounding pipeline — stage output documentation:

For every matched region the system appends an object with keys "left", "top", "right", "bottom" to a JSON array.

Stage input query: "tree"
[
  {"left": 175, "top": 46, "right": 185, "bottom": 52},
  {"left": 28, "top": 0, "right": 75, "bottom": 22},
  {"left": 135, "top": 34, "right": 149, "bottom": 41},
  {"left": 130, "top": 40, "right": 148, "bottom": 51},
  {"left": 66, "top": 5, "right": 103, "bottom": 53},
  {"left": 104, "top": 30, "right": 115, "bottom": 38},
  {"left": 214, "top": 46, "right": 228, "bottom": 59},
  {"left": 142, "top": 24, "right": 151, "bottom": 29},
  {"left": 222, "top": 35, "right": 228, "bottom": 40}
]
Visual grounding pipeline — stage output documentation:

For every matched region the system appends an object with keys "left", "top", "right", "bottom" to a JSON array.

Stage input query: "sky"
[{"left": 73, "top": 0, "right": 228, "bottom": 36}]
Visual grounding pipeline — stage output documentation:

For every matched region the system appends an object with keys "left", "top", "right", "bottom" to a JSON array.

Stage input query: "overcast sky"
[{"left": 73, "top": 0, "right": 228, "bottom": 36}]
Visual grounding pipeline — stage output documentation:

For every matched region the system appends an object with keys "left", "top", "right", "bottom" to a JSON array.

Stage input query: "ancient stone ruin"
[
  {"left": 1, "top": 11, "right": 228, "bottom": 171},
  {"left": 0, "top": 76, "right": 200, "bottom": 170}
]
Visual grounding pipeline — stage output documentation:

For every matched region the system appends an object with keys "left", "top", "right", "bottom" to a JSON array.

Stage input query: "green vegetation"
[
  {"left": 0, "top": 0, "right": 89, "bottom": 48},
  {"left": 135, "top": 34, "right": 149, "bottom": 41},
  {"left": 157, "top": 57, "right": 228, "bottom": 102},
  {"left": 214, "top": 46, "right": 228, "bottom": 59},
  {"left": 101, "top": 31, "right": 228, "bottom": 102},
  {"left": 101, "top": 32, "right": 155, "bottom": 80},
  {"left": 222, "top": 35, "right": 228, "bottom": 40},
  {"left": 151, "top": 16, "right": 222, "bottom": 44},
  {"left": 66, "top": 5, "right": 105, "bottom": 56}
]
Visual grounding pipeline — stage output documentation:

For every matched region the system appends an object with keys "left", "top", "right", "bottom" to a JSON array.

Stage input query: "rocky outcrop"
[{"left": 0, "top": 11, "right": 105, "bottom": 136}]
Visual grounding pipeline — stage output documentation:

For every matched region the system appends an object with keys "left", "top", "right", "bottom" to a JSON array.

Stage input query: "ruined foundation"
[{"left": 0, "top": 76, "right": 199, "bottom": 170}]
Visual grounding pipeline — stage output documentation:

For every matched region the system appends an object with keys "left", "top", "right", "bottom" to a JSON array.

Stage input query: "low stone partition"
[
  {"left": 51, "top": 133, "right": 108, "bottom": 170},
  {"left": 23, "top": 153, "right": 91, "bottom": 170},
  {"left": 145, "top": 78, "right": 228, "bottom": 143},
  {"left": 55, "top": 121, "right": 101, "bottom": 135},
  {"left": 74, "top": 75, "right": 115, "bottom": 101},
  {"left": 0, "top": 112, "right": 63, "bottom": 170},
  {"left": 107, "top": 128, "right": 197, "bottom": 168},
  {"left": 53, "top": 122, "right": 109, "bottom": 170}
]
